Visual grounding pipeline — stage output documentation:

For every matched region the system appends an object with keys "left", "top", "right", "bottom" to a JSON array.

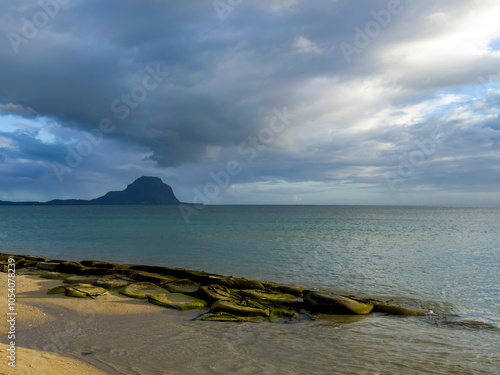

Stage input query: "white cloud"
[{"left": 292, "top": 36, "right": 321, "bottom": 54}]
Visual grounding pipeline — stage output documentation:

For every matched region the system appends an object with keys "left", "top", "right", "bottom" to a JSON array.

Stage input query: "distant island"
[{"left": 0, "top": 176, "right": 181, "bottom": 206}]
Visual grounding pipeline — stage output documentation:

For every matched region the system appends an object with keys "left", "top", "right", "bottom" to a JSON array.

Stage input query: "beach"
[
  {"left": 1, "top": 256, "right": 499, "bottom": 375},
  {"left": 0, "top": 272, "right": 111, "bottom": 374}
]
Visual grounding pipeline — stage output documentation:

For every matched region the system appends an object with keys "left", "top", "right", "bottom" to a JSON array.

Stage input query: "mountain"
[
  {"left": 0, "top": 176, "right": 181, "bottom": 206},
  {"left": 91, "top": 176, "right": 180, "bottom": 205}
]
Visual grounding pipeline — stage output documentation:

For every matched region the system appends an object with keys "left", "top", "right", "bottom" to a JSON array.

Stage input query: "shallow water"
[
  {"left": 3, "top": 205, "right": 500, "bottom": 373},
  {"left": 22, "top": 306, "right": 500, "bottom": 375}
]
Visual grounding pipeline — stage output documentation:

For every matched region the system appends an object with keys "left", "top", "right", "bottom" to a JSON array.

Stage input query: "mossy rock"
[
  {"left": 22, "top": 255, "right": 51, "bottom": 262},
  {"left": 370, "top": 301, "right": 429, "bottom": 316},
  {"left": 211, "top": 300, "right": 270, "bottom": 318},
  {"left": 269, "top": 307, "right": 298, "bottom": 320},
  {"left": 270, "top": 284, "right": 304, "bottom": 297},
  {"left": 79, "top": 267, "right": 112, "bottom": 276},
  {"left": 80, "top": 260, "right": 116, "bottom": 269},
  {"left": 47, "top": 286, "right": 67, "bottom": 295},
  {"left": 65, "top": 284, "right": 107, "bottom": 299},
  {"left": 0, "top": 254, "right": 24, "bottom": 262},
  {"left": 39, "top": 271, "right": 72, "bottom": 280},
  {"left": 94, "top": 275, "right": 134, "bottom": 289},
  {"left": 35, "top": 262, "right": 60, "bottom": 271},
  {"left": 219, "top": 277, "right": 265, "bottom": 290},
  {"left": 147, "top": 293, "right": 208, "bottom": 311},
  {"left": 304, "top": 291, "right": 373, "bottom": 315},
  {"left": 162, "top": 279, "right": 201, "bottom": 295},
  {"left": 197, "top": 285, "right": 237, "bottom": 304},
  {"left": 119, "top": 282, "right": 168, "bottom": 299},
  {"left": 63, "top": 275, "right": 100, "bottom": 284},
  {"left": 15, "top": 267, "right": 44, "bottom": 276},
  {"left": 202, "top": 312, "right": 267, "bottom": 322},
  {"left": 15, "top": 259, "right": 40, "bottom": 268},
  {"left": 122, "top": 270, "right": 177, "bottom": 285},
  {"left": 57, "top": 261, "right": 86, "bottom": 274},
  {"left": 238, "top": 289, "right": 302, "bottom": 307}
]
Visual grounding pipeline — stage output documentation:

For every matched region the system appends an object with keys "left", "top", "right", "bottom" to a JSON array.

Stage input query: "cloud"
[
  {"left": 292, "top": 36, "right": 321, "bottom": 54},
  {"left": 0, "top": 0, "right": 499, "bottom": 205},
  {"left": 0, "top": 103, "right": 37, "bottom": 118}
]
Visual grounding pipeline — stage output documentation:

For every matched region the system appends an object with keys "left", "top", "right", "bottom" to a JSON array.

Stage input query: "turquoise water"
[{"left": 2, "top": 205, "right": 500, "bottom": 373}]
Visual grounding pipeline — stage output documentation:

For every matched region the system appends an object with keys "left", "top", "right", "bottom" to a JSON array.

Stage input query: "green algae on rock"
[
  {"left": 304, "top": 291, "right": 373, "bottom": 315},
  {"left": 202, "top": 312, "right": 267, "bottom": 322},
  {"left": 147, "top": 293, "right": 208, "bottom": 310},
  {"left": 63, "top": 275, "right": 100, "bottom": 284},
  {"left": 119, "top": 282, "right": 168, "bottom": 299},
  {"left": 35, "top": 262, "right": 60, "bottom": 271},
  {"left": 47, "top": 286, "right": 67, "bottom": 295},
  {"left": 162, "top": 279, "right": 201, "bottom": 295},
  {"left": 211, "top": 300, "right": 270, "bottom": 318},
  {"left": 237, "top": 289, "right": 302, "bottom": 308},
  {"left": 94, "top": 274, "right": 135, "bottom": 289},
  {"left": 1, "top": 251, "right": 435, "bottom": 322},
  {"left": 197, "top": 285, "right": 237, "bottom": 304},
  {"left": 65, "top": 284, "right": 108, "bottom": 299}
]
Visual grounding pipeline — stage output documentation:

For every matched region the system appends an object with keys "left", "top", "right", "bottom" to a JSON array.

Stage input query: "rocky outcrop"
[
  {"left": 1, "top": 252, "right": 432, "bottom": 323},
  {"left": 119, "top": 282, "right": 168, "bottom": 299},
  {"left": 147, "top": 293, "right": 208, "bottom": 311},
  {"left": 303, "top": 291, "right": 374, "bottom": 315}
]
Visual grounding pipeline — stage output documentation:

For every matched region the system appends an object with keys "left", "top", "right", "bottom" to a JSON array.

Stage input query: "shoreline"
[
  {"left": 1, "top": 252, "right": 430, "bottom": 321},
  {"left": 2, "top": 252, "right": 498, "bottom": 375}
]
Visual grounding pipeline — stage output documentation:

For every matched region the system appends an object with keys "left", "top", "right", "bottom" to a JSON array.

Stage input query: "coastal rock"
[
  {"left": 79, "top": 267, "right": 112, "bottom": 276},
  {"left": 119, "top": 282, "right": 168, "bottom": 299},
  {"left": 38, "top": 271, "right": 72, "bottom": 280},
  {"left": 15, "top": 259, "right": 40, "bottom": 268},
  {"left": 211, "top": 300, "right": 270, "bottom": 318},
  {"left": 237, "top": 290, "right": 303, "bottom": 308},
  {"left": 370, "top": 301, "right": 429, "bottom": 316},
  {"left": 63, "top": 275, "right": 100, "bottom": 284},
  {"left": 197, "top": 285, "right": 237, "bottom": 304},
  {"left": 57, "top": 261, "right": 86, "bottom": 274},
  {"left": 162, "top": 279, "right": 201, "bottom": 295},
  {"left": 269, "top": 307, "right": 299, "bottom": 320},
  {"left": 128, "top": 264, "right": 176, "bottom": 275},
  {"left": 303, "top": 291, "right": 373, "bottom": 315},
  {"left": 147, "top": 293, "right": 208, "bottom": 310},
  {"left": 36, "top": 262, "right": 60, "bottom": 271},
  {"left": 80, "top": 260, "right": 117, "bottom": 269},
  {"left": 22, "top": 255, "right": 51, "bottom": 262},
  {"left": 269, "top": 284, "right": 304, "bottom": 297},
  {"left": 0, "top": 254, "right": 24, "bottom": 262},
  {"left": 94, "top": 274, "right": 135, "bottom": 289},
  {"left": 65, "top": 284, "right": 108, "bottom": 298},
  {"left": 123, "top": 270, "right": 177, "bottom": 284},
  {"left": 202, "top": 312, "right": 267, "bottom": 322},
  {"left": 47, "top": 286, "right": 67, "bottom": 295},
  {"left": 219, "top": 277, "right": 265, "bottom": 290}
]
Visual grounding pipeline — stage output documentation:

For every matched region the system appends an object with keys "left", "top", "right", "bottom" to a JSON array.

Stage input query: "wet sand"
[
  {"left": 2, "top": 273, "right": 499, "bottom": 374},
  {"left": 0, "top": 273, "right": 171, "bottom": 374}
]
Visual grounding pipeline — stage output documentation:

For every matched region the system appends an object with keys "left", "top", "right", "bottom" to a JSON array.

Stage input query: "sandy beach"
[
  {"left": 0, "top": 272, "right": 171, "bottom": 374},
  {"left": 1, "top": 257, "right": 498, "bottom": 375}
]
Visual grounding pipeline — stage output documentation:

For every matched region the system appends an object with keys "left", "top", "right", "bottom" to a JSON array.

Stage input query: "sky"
[{"left": 0, "top": 0, "right": 499, "bottom": 206}]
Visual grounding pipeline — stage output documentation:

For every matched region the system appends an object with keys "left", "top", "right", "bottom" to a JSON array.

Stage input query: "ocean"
[{"left": 2, "top": 205, "right": 499, "bottom": 374}]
